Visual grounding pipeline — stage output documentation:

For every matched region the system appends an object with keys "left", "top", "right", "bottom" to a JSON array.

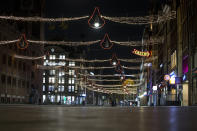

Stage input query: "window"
[
  {"left": 43, "top": 77, "right": 45, "bottom": 83},
  {"left": 59, "top": 78, "right": 65, "bottom": 84},
  {"left": 49, "top": 55, "right": 56, "bottom": 60},
  {"left": 7, "top": 76, "right": 11, "bottom": 85},
  {"left": 59, "top": 62, "right": 65, "bottom": 66},
  {"left": 13, "top": 78, "right": 16, "bottom": 87},
  {"left": 49, "top": 77, "right": 55, "bottom": 83},
  {"left": 8, "top": 56, "right": 12, "bottom": 66},
  {"left": 68, "top": 86, "right": 72, "bottom": 92},
  {"left": 43, "top": 85, "right": 45, "bottom": 91},
  {"left": 69, "top": 61, "right": 75, "bottom": 66},
  {"left": 68, "top": 86, "right": 75, "bottom": 92},
  {"left": 2, "top": 54, "right": 7, "bottom": 65},
  {"left": 68, "top": 78, "right": 75, "bottom": 84},
  {"left": 44, "top": 60, "right": 49, "bottom": 66},
  {"left": 59, "top": 72, "right": 65, "bottom": 76},
  {"left": 1, "top": 75, "right": 6, "bottom": 84},
  {"left": 59, "top": 55, "right": 65, "bottom": 59},
  {"left": 43, "top": 72, "right": 45, "bottom": 76},
  {"left": 44, "top": 55, "right": 46, "bottom": 60},
  {"left": 50, "top": 70, "right": 55, "bottom": 75},
  {"left": 72, "top": 86, "right": 75, "bottom": 92},
  {"left": 58, "top": 85, "right": 64, "bottom": 92},
  {"left": 69, "top": 70, "right": 75, "bottom": 75},
  {"left": 49, "top": 85, "right": 54, "bottom": 91}
]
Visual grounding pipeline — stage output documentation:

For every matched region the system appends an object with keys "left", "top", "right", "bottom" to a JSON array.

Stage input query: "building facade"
[
  {"left": 42, "top": 46, "right": 87, "bottom": 105},
  {"left": 0, "top": 0, "right": 45, "bottom": 104}
]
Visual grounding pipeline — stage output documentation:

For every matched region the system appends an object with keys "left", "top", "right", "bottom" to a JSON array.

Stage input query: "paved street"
[{"left": 0, "top": 105, "right": 197, "bottom": 131}]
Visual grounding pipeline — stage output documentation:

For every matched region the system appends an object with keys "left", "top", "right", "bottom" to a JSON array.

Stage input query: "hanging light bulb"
[
  {"left": 100, "top": 33, "right": 113, "bottom": 50},
  {"left": 88, "top": 7, "right": 105, "bottom": 29},
  {"left": 93, "top": 16, "right": 100, "bottom": 28},
  {"left": 110, "top": 54, "right": 119, "bottom": 66}
]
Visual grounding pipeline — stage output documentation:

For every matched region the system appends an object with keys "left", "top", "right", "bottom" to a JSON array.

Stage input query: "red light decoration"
[
  {"left": 132, "top": 49, "right": 152, "bottom": 57},
  {"left": 88, "top": 7, "right": 105, "bottom": 29},
  {"left": 17, "top": 34, "right": 29, "bottom": 50},
  {"left": 110, "top": 53, "right": 119, "bottom": 66},
  {"left": 100, "top": 33, "right": 113, "bottom": 50}
]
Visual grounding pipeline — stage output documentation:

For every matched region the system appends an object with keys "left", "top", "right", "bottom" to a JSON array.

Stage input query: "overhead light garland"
[
  {"left": 0, "top": 11, "right": 176, "bottom": 25},
  {"left": 0, "top": 35, "right": 163, "bottom": 47},
  {"left": 0, "top": 15, "right": 89, "bottom": 22},
  {"left": 36, "top": 65, "right": 141, "bottom": 70},
  {"left": 102, "top": 11, "right": 176, "bottom": 25},
  {"left": 14, "top": 54, "right": 44, "bottom": 60}
]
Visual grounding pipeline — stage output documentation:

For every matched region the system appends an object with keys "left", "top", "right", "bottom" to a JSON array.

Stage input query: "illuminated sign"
[
  {"left": 153, "top": 86, "right": 157, "bottom": 91},
  {"left": 169, "top": 72, "right": 176, "bottom": 85},
  {"left": 171, "top": 50, "right": 177, "bottom": 69},
  {"left": 164, "top": 75, "right": 170, "bottom": 81},
  {"left": 132, "top": 49, "right": 152, "bottom": 57}
]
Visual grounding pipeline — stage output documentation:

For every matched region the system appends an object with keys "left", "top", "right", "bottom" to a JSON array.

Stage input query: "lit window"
[
  {"left": 49, "top": 55, "right": 56, "bottom": 60},
  {"left": 59, "top": 62, "right": 65, "bottom": 66},
  {"left": 49, "top": 85, "right": 55, "bottom": 91},
  {"left": 43, "top": 72, "right": 45, "bottom": 75},
  {"left": 59, "top": 72, "right": 65, "bottom": 76},
  {"left": 59, "top": 78, "right": 65, "bottom": 84},
  {"left": 58, "top": 86, "right": 64, "bottom": 92},
  {"left": 68, "top": 78, "right": 75, "bottom": 84},
  {"left": 69, "top": 70, "right": 75, "bottom": 75},
  {"left": 43, "top": 77, "right": 45, "bottom": 83},
  {"left": 68, "top": 86, "right": 72, "bottom": 92},
  {"left": 69, "top": 61, "right": 75, "bottom": 66},
  {"left": 50, "top": 70, "right": 55, "bottom": 75},
  {"left": 44, "top": 55, "right": 46, "bottom": 60},
  {"left": 49, "top": 77, "right": 55, "bottom": 83},
  {"left": 59, "top": 55, "right": 65, "bottom": 60},
  {"left": 72, "top": 86, "right": 75, "bottom": 92},
  {"left": 43, "top": 85, "right": 45, "bottom": 91}
]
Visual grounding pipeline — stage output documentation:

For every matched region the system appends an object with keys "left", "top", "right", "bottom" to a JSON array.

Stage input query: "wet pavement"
[{"left": 0, "top": 105, "right": 197, "bottom": 131}]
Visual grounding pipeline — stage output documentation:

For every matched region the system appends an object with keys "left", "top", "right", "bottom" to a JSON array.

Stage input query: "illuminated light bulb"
[
  {"left": 94, "top": 22, "right": 100, "bottom": 28},
  {"left": 104, "top": 40, "right": 110, "bottom": 48},
  {"left": 112, "top": 61, "right": 117, "bottom": 66}
]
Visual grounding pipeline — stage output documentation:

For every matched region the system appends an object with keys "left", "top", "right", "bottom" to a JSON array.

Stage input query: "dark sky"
[{"left": 45, "top": 0, "right": 151, "bottom": 75}]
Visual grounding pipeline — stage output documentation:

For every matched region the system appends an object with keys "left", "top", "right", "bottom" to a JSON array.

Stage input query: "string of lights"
[
  {"left": 0, "top": 40, "right": 19, "bottom": 45},
  {"left": 87, "top": 78, "right": 141, "bottom": 82},
  {"left": 36, "top": 65, "right": 141, "bottom": 70},
  {"left": 0, "top": 11, "right": 175, "bottom": 25},
  {"left": 76, "top": 73, "right": 140, "bottom": 78},
  {"left": 0, "top": 15, "right": 89, "bottom": 22},
  {"left": 14, "top": 54, "right": 147, "bottom": 63},
  {"left": 14, "top": 54, "right": 44, "bottom": 60},
  {"left": 0, "top": 39, "right": 161, "bottom": 46},
  {"left": 102, "top": 11, "right": 176, "bottom": 25}
]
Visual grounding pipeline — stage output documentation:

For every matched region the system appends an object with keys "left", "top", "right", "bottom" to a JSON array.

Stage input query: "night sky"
[{"left": 45, "top": 0, "right": 151, "bottom": 76}]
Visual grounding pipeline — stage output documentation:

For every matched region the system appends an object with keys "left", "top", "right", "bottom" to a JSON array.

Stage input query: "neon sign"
[{"left": 132, "top": 49, "right": 152, "bottom": 57}]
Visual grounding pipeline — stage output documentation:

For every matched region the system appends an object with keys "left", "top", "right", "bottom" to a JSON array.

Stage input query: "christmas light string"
[
  {"left": 102, "top": 11, "right": 176, "bottom": 25},
  {"left": 0, "top": 11, "right": 176, "bottom": 25},
  {"left": 0, "top": 39, "right": 162, "bottom": 46},
  {"left": 36, "top": 64, "right": 141, "bottom": 70},
  {"left": 0, "top": 15, "right": 89, "bottom": 22},
  {"left": 0, "top": 40, "right": 19, "bottom": 45},
  {"left": 14, "top": 54, "right": 44, "bottom": 60}
]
